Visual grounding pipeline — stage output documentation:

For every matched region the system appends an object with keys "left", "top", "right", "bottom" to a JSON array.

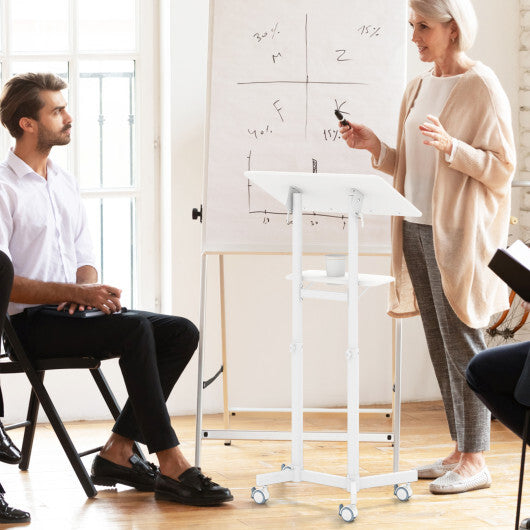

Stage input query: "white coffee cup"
[{"left": 325, "top": 254, "right": 346, "bottom": 277}]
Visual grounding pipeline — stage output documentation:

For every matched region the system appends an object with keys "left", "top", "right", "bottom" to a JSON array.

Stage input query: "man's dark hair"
[{"left": 0, "top": 73, "right": 67, "bottom": 138}]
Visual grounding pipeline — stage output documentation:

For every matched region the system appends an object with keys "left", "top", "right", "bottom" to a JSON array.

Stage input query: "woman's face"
[{"left": 409, "top": 10, "right": 456, "bottom": 63}]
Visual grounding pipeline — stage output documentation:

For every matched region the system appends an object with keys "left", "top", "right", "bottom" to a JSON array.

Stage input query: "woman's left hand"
[{"left": 420, "top": 114, "right": 453, "bottom": 155}]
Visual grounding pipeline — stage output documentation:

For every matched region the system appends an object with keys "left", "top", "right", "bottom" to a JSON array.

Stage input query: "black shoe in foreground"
[
  {"left": 0, "top": 422, "right": 21, "bottom": 465},
  {"left": 0, "top": 494, "right": 30, "bottom": 524},
  {"left": 91, "top": 454, "right": 158, "bottom": 491},
  {"left": 154, "top": 467, "right": 234, "bottom": 506}
]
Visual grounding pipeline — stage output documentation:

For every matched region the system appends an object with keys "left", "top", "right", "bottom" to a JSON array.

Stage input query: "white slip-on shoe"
[
  {"left": 415, "top": 458, "right": 458, "bottom": 479},
  {"left": 429, "top": 467, "right": 492, "bottom": 494}
]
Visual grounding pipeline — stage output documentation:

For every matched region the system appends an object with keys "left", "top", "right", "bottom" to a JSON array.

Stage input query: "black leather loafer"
[
  {"left": 0, "top": 494, "right": 30, "bottom": 524},
  {"left": 91, "top": 454, "right": 158, "bottom": 491},
  {"left": 0, "top": 422, "right": 21, "bottom": 465},
  {"left": 154, "top": 467, "right": 233, "bottom": 506}
]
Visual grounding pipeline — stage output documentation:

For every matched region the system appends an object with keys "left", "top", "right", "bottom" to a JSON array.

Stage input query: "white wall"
[{"left": 1, "top": 0, "right": 520, "bottom": 425}]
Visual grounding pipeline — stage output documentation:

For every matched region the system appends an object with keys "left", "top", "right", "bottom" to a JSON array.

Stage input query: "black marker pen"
[{"left": 334, "top": 109, "right": 349, "bottom": 128}]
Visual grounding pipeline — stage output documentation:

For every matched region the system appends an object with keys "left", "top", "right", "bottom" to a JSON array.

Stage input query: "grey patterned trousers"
[{"left": 402, "top": 221, "right": 490, "bottom": 453}]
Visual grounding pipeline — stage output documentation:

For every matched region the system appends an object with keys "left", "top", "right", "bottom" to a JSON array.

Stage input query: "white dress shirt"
[{"left": 0, "top": 149, "right": 96, "bottom": 314}]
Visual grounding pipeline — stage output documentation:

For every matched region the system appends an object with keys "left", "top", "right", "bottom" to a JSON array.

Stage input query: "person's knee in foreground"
[
  {"left": 0, "top": 251, "right": 30, "bottom": 523},
  {"left": 0, "top": 73, "right": 232, "bottom": 506},
  {"left": 339, "top": 0, "right": 515, "bottom": 494}
]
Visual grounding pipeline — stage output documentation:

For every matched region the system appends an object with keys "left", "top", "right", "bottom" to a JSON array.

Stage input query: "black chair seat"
[{"left": 0, "top": 356, "right": 101, "bottom": 373}]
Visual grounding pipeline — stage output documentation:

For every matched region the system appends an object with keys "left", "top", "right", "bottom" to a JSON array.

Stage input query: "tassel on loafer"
[{"left": 155, "top": 467, "right": 233, "bottom": 506}]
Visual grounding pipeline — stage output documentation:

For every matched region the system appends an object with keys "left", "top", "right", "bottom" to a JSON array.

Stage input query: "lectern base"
[{"left": 252, "top": 467, "right": 417, "bottom": 520}]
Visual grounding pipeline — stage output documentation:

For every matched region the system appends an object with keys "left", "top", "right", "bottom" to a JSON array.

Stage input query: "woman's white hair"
[{"left": 409, "top": 0, "right": 478, "bottom": 51}]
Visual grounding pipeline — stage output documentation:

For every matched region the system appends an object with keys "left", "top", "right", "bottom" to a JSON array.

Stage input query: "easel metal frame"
[{"left": 194, "top": 247, "right": 398, "bottom": 465}]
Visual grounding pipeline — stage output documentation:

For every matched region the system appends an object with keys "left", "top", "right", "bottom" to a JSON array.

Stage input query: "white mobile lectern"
[{"left": 245, "top": 171, "right": 421, "bottom": 523}]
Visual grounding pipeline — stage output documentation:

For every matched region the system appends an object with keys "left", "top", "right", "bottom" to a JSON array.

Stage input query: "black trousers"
[
  {"left": 11, "top": 307, "right": 198, "bottom": 454},
  {"left": 0, "top": 251, "right": 14, "bottom": 418},
  {"left": 466, "top": 341, "right": 530, "bottom": 442}
]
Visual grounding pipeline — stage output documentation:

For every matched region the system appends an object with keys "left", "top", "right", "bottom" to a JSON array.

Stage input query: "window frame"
[{"left": 0, "top": 0, "right": 161, "bottom": 311}]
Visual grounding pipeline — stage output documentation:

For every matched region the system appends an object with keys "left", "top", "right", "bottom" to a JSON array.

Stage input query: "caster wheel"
[
  {"left": 338, "top": 503, "right": 358, "bottom": 523},
  {"left": 251, "top": 486, "right": 270, "bottom": 505},
  {"left": 394, "top": 484, "right": 412, "bottom": 502},
  {"left": 281, "top": 464, "right": 292, "bottom": 471}
]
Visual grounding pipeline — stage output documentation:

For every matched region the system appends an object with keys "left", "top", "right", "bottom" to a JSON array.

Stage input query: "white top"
[
  {"left": 0, "top": 149, "right": 96, "bottom": 315},
  {"left": 403, "top": 73, "right": 462, "bottom": 224}
]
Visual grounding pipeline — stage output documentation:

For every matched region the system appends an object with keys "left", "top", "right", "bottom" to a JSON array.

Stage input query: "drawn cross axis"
[{"left": 240, "top": 14, "right": 367, "bottom": 224}]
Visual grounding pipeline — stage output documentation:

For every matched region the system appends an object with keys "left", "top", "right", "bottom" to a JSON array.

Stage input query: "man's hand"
[
  {"left": 75, "top": 283, "right": 122, "bottom": 314},
  {"left": 11, "top": 274, "right": 121, "bottom": 314},
  {"left": 57, "top": 302, "right": 87, "bottom": 315}
]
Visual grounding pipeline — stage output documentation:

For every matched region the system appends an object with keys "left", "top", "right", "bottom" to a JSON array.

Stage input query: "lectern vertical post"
[
  {"left": 291, "top": 191, "right": 303, "bottom": 481},
  {"left": 347, "top": 190, "right": 363, "bottom": 501}
]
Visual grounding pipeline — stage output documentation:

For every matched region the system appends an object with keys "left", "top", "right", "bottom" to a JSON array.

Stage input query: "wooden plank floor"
[{"left": 0, "top": 401, "right": 524, "bottom": 529}]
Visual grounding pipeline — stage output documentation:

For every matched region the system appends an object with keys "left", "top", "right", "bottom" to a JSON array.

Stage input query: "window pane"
[
  {"left": 9, "top": 61, "right": 70, "bottom": 170},
  {"left": 10, "top": 0, "right": 69, "bottom": 53},
  {"left": 78, "top": 0, "right": 136, "bottom": 52},
  {"left": 0, "top": 1, "right": 3, "bottom": 53},
  {"left": 84, "top": 197, "right": 135, "bottom": 308},
  {"left": 11, "top": 60, "right": 68, "bottom": 80},
  {"left": 78, "top": 61, "right": 135, "bottom": 189}
]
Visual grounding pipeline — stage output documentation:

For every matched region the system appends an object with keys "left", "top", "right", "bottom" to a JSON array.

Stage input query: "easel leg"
[
  {"left": 392, "top": 318, "right": 403, "bottom": 474},
  {"left": 194, "top": 252, "right": 208, "bottom": 467},
  {"left": 219, "top": 254, "right": 231, "bottom": 445}
]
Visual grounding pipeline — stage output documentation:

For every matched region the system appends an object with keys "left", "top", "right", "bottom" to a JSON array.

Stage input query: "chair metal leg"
[
  {"left": 90, "top": 368, "right": 145, "bottom": 460},
  {"left": 19, "top": 373, "right": 43, "bottom": 471},
  {"left": 24, "top": 367, "right": 97, "bottom": 498},
  {"left": 516, "top": 408, "right": 530, "bottom": 530},
  {"left": 90, "top": 368, "right": 121, "bottom": 419}
]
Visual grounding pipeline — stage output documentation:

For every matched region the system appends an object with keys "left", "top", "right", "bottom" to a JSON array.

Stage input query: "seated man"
[
  {"left": 0, "top": 250, "right": 30, "bottom": 523},
  {"left": 0, "top": 73, "right": 232, "bottom": 506}
]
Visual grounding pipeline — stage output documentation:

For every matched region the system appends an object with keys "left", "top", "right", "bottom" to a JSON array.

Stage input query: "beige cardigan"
[{"left": 374, "top": 62, "right": 516, "bottom": 329}]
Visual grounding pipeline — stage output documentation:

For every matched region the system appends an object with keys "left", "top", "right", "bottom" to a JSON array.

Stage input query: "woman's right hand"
[{"left": 340, "top": 121, "right": 381, "bottom": 159}]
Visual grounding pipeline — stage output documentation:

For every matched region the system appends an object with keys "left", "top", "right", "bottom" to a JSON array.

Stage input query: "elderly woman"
[{"left": 340, "top": 0, "right": 515, "bottom": 494}]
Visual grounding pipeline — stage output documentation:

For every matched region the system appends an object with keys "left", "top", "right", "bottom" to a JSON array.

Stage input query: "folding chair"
[
  {"left": 514, "top": 353, "right": 530, "bottom": 530},
  {"left": 0, "top": 314, "right": 144, "bottom": 498}
]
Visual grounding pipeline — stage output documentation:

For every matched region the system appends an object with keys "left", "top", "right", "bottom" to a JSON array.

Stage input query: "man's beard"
[{"left": 36, "top": 124, "right": 71, "bottom": 153}]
